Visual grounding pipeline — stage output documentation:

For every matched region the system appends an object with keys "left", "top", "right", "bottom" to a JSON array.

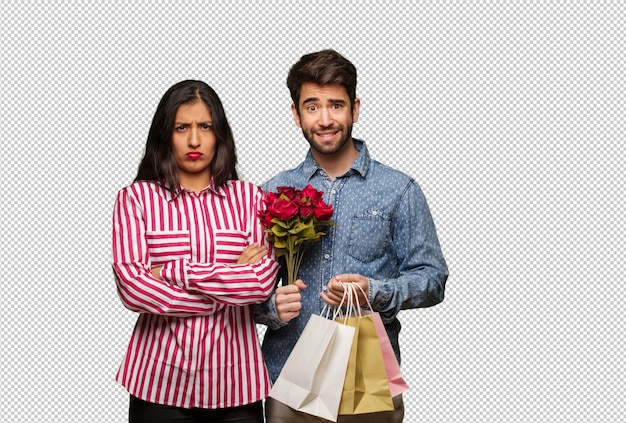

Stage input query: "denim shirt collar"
[{"left": 302, "top": 138, "right": 370, "bottom": 180}]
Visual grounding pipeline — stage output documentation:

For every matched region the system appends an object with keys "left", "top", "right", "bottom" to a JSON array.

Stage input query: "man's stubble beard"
[{"left": 302, "top": 124, "right": 353, "bottom": 156}]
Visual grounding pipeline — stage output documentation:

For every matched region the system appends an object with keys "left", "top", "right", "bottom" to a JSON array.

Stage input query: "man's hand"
[
  {"left": 237, "top": 243, "right": 268, "bottom": 265},
  {"left": 320, "top": 274, "right": 369, "bottom": 307},
  {"left": 275, "top": 279, "right": 307, "bottom": 322}
]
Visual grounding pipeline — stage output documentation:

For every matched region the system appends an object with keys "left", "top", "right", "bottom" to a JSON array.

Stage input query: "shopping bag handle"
[
  {"left": 334, "top": 282, "right": 375, "bottom": 322},
  {"left": 320, "top": 286, "right": 351, "bottom": 320},
  {"left": 352, "top": 281, "right": 374, "bottom": 311}
]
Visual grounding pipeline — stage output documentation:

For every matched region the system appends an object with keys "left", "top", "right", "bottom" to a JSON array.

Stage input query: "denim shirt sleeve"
[
  {"left": 368, "top": 179, "right": 448, "bottom": 323},
  {"left": 252, "top": 292, "right": 288, "bottom": 330}
]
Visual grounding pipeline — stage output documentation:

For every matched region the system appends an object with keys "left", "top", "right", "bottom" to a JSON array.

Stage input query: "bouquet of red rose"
[{"left": 259, "top": 185, "right": 336, "bottom": 285}]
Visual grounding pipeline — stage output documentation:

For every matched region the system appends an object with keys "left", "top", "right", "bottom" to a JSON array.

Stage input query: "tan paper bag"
[{"left": 336, "top": 284, "right": 394, "bottom": 415}]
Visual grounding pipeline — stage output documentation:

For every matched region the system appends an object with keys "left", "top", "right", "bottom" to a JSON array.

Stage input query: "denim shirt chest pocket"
[{"left": 348, "top": 207, "right": 391, "bottom": 263}]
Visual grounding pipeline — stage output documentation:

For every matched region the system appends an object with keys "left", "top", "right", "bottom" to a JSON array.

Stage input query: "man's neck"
[{"left": 311, "top": 139, "right": 359, "bottom": 180}]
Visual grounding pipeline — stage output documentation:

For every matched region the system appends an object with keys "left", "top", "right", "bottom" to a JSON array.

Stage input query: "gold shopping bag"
[{"left": 337, "top": 284, "right": 394, "bottom": 415}]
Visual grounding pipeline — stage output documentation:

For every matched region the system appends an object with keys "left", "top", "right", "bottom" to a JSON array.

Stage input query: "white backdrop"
[{"left": 1, "top": 1, "right": 623, "bottom": 422}]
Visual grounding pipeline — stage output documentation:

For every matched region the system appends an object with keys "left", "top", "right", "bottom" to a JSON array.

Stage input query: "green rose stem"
[
  {"left": 285, "top": 236, "right": 294, "bottom": 285},
  {"left": 285, "top": 226, "right": 307, "bottom": 285}
]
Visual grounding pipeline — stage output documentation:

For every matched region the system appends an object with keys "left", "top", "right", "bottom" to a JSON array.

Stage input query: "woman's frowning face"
[{"left": 171, "top": 101, "right": 216, "bottom": 190}]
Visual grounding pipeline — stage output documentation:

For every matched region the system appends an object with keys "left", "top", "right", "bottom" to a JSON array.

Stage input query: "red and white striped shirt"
[{"left": 112, "top": 180, "right": 279, "bottom": 409}]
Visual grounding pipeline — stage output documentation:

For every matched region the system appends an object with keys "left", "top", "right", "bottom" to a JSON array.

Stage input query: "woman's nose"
[{"left": 188, "top": 128, "right": 200, "bottom": 147}]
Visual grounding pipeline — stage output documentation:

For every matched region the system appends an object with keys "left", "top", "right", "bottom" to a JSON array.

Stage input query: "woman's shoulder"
[
  {"left": 118, "top": 180, "right": 160, "bottom": 191},
  {"left": 226, "top": 179, "right": 263, "bottom": 194},
  {"left": 116, "top": 180, "right": 169, "bottom": 200},
  {"left": 228, "top": 179, "right": 256, "bottom": 187}
]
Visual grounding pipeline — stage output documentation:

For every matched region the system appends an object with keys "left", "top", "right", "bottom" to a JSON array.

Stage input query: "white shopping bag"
[{"left": 269, "top": 314, "right": 355, "bottom": 422}]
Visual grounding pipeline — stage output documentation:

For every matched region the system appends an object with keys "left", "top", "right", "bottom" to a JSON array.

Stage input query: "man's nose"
[{"left": 318, "top": 108, "right": 333, "bottom": 126}]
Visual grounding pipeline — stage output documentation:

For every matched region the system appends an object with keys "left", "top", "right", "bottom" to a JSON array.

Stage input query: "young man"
[{"left": 254, "top": 49, "right": 449, "bottom": 423}]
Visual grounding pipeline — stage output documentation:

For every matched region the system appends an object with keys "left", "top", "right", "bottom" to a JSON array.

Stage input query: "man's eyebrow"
[{"left": 301, "top": 97, "right": 346, "bottom": 105}]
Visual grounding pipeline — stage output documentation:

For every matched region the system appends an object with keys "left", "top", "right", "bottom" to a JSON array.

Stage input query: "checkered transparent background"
[{"left": 1, "top": 1, "right": 623, "bottom": 422}]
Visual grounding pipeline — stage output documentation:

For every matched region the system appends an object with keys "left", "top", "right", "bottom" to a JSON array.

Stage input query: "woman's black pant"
[{"left": 129, "top": 395, "right": 263, "bottom": 423}]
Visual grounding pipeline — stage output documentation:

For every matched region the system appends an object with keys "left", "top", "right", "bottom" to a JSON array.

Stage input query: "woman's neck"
[{"left": 179, "top": 173, "right": 211, "bottom": 194}]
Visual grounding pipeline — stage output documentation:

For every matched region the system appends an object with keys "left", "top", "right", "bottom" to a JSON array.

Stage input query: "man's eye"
[{"left": 307, "top": 105, "right": 317, "bottom": 111}]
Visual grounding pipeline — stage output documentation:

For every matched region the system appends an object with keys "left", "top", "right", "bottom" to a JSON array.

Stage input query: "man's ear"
[
  {"left": 352, "top": 98, "right": 361, "bottom": 123},
  {"left": 291, "top": 103, "right": 302, "bottom": 128}
]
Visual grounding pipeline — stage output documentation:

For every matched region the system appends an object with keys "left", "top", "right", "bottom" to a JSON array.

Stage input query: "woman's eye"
[{"left": 175, "top": 125, "right": 186, "bottom": 131}]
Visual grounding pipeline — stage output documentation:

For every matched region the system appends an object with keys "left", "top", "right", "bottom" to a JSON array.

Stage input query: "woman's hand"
[
  {"left": 151, "top": 266, "right": 163, "bottom": 280},
  {"left": 237, "top": 242, "right": 268, "bottom": 265}
]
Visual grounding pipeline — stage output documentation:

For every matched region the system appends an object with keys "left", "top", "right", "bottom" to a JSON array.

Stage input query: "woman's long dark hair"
[{"left": 134, "top": 80, "right": 238, "bottom": 192}]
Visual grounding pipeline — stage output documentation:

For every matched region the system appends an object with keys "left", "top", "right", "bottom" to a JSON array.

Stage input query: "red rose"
[
  {"left": 258, "top": 208, "right": 274, "bottom": 227},
  {"left": 298, "top": 197, "right": 314, "bottom": 218},
  {"left": 298, "top": 203, "right": 314, "bottom": 218},
  {"left": 262, "top": 191, "right": 279, "bottom": 207},
  {"left": 277, "top": 186, "right": 299, "bottom": 202},
  {"left": 313, "top": 202, "right": 334, "bottom": 221},
  {"left": 260, "top": 192, "right": 278, "bottom": 225},
  {"left": 301, "top": 185, "right": 322, "bottom": 203},
  {"left": 299, "top": 185, "right": 324, "bottom": 218},
  {"left": 267, "top": 198, "right": 299, "bottom": 220}
]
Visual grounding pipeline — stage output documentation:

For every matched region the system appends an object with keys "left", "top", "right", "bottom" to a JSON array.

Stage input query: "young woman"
[{"left": 112, "top": 80, "right": 279, "bottom": 423}]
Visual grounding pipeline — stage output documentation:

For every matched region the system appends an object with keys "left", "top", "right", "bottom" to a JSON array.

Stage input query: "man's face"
[{"left": 292, "top": 83, "right": 360, "bottom": 156}]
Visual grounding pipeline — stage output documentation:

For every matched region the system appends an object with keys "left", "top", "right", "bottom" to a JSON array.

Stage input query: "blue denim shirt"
[{"left": 254, "top": 139, "right": 448, "bottom": 382}]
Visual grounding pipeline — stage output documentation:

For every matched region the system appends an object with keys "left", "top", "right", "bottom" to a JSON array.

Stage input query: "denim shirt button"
[{"left": 324, "top": 253, "right": 330, "bottom": 259}]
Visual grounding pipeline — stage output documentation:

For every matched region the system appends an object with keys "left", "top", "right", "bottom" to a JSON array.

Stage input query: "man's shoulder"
[
  {"left": 262, "top": 165, "right": 306, "bottom": 191},
  {"left": 368, "top": 158, "right": 416, "bottom": 185}
]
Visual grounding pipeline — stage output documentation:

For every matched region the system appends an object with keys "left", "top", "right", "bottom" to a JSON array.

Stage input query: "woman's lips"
[{"left": 187, "top": 152, "right": 203, "bottom": 160}]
